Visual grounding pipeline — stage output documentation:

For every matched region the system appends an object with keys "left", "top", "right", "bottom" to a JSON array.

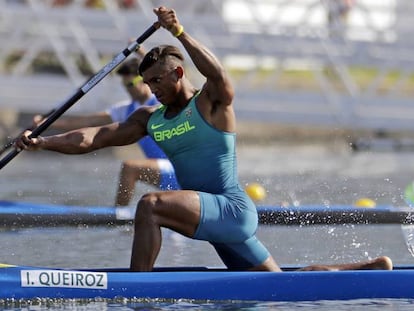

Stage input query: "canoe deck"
[{"left": 1, "top": 263, "right": 413, "bottom": 301}]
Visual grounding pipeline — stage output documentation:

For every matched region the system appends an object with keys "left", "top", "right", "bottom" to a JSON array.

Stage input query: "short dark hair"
[
  {"left": 139, "top": 45, "right": 184, "bottom": 75},
  {"left": 116, "top": 57, "right": 140, "bottom": 76}
]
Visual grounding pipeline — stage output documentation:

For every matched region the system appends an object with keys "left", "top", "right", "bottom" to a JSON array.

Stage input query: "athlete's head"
[
  {"left": 139, "top": 45, "right": 186, "bottom": 105},
  {"left": 117, "top": 57, "right": 140, "bottom": 76},
  {"left": 139, "top": 45, "right": 184, "bottom": 76}
]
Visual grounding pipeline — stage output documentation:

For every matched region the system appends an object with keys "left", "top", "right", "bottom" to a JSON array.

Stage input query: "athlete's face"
[{"left": 142, "top": 63, "right": 180, "bottom": 105}]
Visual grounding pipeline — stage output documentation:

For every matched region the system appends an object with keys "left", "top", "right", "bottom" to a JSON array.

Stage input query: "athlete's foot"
[
  {"left": 360, "top": 256, "right": 393, "bottom": 270},
  {"left": 298, "top": 256, "right": 393, "bottom": 272}
]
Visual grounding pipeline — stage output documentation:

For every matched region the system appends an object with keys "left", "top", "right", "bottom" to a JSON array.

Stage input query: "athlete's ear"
[{"left": 175, "top": 66, "right": 184, "bottom": 79}]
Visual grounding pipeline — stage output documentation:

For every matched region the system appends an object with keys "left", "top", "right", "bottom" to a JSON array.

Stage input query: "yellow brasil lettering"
[{"left": 154, "top": 121, "right": 195, "bottom": 141}]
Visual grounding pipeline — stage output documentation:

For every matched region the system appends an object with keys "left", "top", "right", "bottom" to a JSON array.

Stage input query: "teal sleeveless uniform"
[{"left": 147, "top": 93, "right": 270, "bottom": 270}]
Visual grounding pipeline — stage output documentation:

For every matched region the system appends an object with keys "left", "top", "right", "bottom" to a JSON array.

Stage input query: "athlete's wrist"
[
  {"left": 171, "top": 25, "right": 184, "bottom": 38},
  {"left": 35, "top": 135, "right": 46, "bottom": 150}
]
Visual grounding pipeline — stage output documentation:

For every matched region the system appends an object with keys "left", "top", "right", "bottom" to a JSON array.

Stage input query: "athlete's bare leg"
[
  {"left": 248, "top": 256, "right": 282, "bottom": 272},
  {"left": 298, "top": 256, "right": 393, "bottom": 271},
  {"left": 130, "top": 190, "right": 200, "bottom": 271}
]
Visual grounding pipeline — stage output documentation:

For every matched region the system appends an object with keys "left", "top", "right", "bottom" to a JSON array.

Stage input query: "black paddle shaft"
[{"left": 0, "top": 22, "right": 159, "bottom": 170}]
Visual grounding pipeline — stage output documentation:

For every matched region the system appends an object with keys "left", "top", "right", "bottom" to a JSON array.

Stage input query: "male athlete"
[{"left": 16, "top": 6, "right": 392, "bottom": 272}]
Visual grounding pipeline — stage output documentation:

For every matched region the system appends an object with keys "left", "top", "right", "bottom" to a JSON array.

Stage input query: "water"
[{"left": 2, "top": 142, "right": 414, "bottom": 309}]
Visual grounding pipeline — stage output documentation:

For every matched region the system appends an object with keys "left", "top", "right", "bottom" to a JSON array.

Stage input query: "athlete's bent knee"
[{"left": 135, "top": 193, "right": 159, "bottom": 222}]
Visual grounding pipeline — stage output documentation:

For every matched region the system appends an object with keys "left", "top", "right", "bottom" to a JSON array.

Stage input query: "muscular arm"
[
  {"left": 177, "top": 32, "right": 234, "bottom": 106},
  {"left": 154, "top": 6, "right": 235, "bottom": 131},
  {"left": 41, "top": 121, "right": 139, "bottom": 154},
  {"left": 18, "top": 107, "right": 153, "bottom": 154},
  {"left": 177, "top": 30, "right": 236, "bottom": 132}
]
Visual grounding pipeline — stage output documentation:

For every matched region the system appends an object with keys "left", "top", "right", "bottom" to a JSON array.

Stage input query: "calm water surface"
[{"left": 2, "top": 142, "right": 414, "bottom": 310}]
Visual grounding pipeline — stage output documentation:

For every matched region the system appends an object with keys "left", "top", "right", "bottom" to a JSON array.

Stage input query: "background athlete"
[
  {"left": 32, "top": 52, "right": 180, "bottom": 206},
  {"left": 16, "top": 6, "right": 392, "bottom": 272}
]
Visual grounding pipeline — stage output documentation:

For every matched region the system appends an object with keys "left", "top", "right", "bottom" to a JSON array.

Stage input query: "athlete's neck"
[{"left": 165, "top": 88, "right": 198, "bottom": 118}]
